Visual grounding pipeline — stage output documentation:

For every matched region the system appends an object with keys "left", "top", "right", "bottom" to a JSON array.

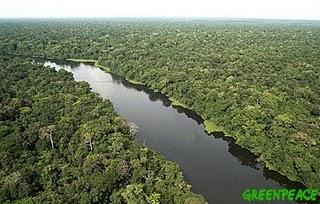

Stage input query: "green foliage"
[
  {"left": 203, "top": 120, "right": 224, "bottom": 133},
  {"left": 0, "top": 18, "right": 319, "bottom": 189},
  {"left": 169, "top": 97, "right": 188, "bottom": 109},
  {"left": 0, "top": 56, "right": 206, "bottom": 203}
]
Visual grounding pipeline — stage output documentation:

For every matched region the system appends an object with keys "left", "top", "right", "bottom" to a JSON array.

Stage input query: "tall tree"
[{"left": 39, "top": 125, "right": 56, "bottom": 150}]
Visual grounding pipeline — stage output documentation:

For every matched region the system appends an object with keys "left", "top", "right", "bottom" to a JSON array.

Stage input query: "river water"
[{"left": 43, "top": 60, "right": 304, "bottom": 204}]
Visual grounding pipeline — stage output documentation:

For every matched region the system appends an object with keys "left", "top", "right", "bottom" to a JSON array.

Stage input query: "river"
[{"left": 43, "top": 60, "right": 304, "bottom": 204}]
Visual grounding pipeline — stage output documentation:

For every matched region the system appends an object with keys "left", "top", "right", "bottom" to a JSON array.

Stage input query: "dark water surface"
[{"left": 44, "top": 61, "right": 304, "bottom": 204}]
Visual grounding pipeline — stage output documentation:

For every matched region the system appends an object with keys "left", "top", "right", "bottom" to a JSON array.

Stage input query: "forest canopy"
[{"left": 0, "top": 19, "right": 319, "bottom": 189}]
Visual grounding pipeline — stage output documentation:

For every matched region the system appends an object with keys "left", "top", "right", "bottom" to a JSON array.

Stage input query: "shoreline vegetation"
[{"left": 203, "top": 120, "right": 224, "bottom": 133}]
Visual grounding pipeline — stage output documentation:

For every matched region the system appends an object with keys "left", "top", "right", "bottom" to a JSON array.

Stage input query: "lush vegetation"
[
  {"left": 0, "top": 19, "right": 319, "bottom": 189},
  {"left": 0, "top": 56, "right": 206, "bottom": 203}
]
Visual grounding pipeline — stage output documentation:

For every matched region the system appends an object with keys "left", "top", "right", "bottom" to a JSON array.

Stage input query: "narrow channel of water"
[{"left": 43, "top": 60, "right": 304, "bottom": 204}]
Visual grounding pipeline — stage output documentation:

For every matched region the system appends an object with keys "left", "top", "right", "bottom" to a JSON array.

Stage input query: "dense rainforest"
[
  {"left": 0, "top": 56, "right": 206, "bottom": 203},
  {"left": 0, "top": 19, "right": 319, "bottom": 189}
]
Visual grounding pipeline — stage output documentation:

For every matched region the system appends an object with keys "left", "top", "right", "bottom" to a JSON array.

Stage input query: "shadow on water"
[
  {"left": 216, "top": 133, "right": 306, "bottom": 189},
  {"left": 111, "top": 73, "right": 204, "bottom": 120}
]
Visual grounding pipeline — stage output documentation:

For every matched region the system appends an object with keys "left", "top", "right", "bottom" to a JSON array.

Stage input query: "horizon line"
[{"left": 0, "top": 16, "right": 320, "bottom": 21}]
